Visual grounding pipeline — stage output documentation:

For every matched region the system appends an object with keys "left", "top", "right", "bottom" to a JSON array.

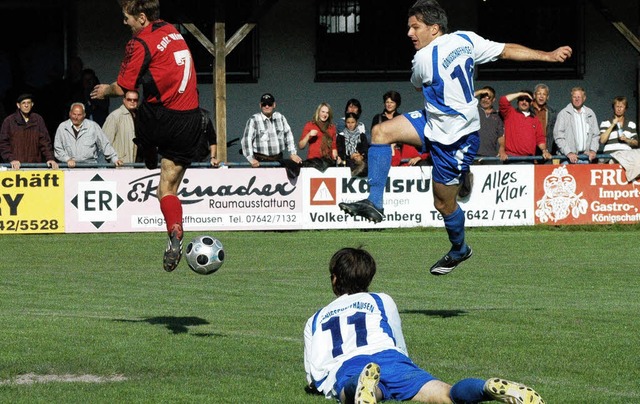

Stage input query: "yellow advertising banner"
[{"left": 0, "top": 170, "right": 64, "bottom": 234}]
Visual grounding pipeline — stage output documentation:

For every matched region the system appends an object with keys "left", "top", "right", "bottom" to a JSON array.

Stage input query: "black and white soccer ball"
[{"left": 185, "top": 235, "right": 225, "bottom": 275}]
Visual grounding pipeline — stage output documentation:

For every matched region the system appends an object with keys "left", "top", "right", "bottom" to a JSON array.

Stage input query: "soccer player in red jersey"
[{"left": 91, "top": 0, "right": 206, "bottom": 272}]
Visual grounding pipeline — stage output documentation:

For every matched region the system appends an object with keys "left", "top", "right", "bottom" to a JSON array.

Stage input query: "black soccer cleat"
[
  {"left": 339, "top": 199, "right": 384, "bottom": 223},
  {"left": 163, "top": 225, "right": 183, "bottom": 272},
  {"left": 429, "top": 247, "right": 473, "bottom": 276}
]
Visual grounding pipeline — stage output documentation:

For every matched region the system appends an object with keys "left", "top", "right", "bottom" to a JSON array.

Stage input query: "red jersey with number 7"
[{"left": 117, "top": 20, "right": 198, "bottom": 111}]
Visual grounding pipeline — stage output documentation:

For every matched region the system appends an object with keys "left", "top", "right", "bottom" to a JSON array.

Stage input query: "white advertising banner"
[{"left": 62, "top": 165, "right": 535, "bottom": 233}]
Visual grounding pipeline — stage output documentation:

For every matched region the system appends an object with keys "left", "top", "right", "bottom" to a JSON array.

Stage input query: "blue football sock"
[
  {"left": 342, "top": 374, "right": 359, "bottom": 403},
  {"left": 367, "top": 144, "right": 392, "bottom": 209},
  {"left": 450, "top": 378, "right": 489, "bottom": 404},
  {"left": 443, "top": 206, "right": 466, "bottom": 255}
]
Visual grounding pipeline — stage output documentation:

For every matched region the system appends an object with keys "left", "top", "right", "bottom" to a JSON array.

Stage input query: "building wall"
[{"left": 76, "top": 0, "right": 639, "bottom": 162}]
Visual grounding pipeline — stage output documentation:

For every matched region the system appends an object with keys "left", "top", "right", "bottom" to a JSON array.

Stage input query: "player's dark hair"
[
  {"left": 120, "top": 0, "right": 160, "bottom": 21},
  {"left": 330, "top": 247, "right": 376, "bottom": 296},
  {"left": 408, "top": 0, "right": 448, "bottom": 34},
  {"left": 344, "top": 98, "right": 362, "bottom": 119},
  {"left": 383, "top": 90, "right": 402, "bottom": 108}
]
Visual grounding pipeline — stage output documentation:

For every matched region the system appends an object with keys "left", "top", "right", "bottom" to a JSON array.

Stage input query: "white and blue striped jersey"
[
  {"left": 410, "top": 31, "right": 505, "bottom": 145},
  {"left": 304, "top": 292, "right": 407, "bottom": 398}
]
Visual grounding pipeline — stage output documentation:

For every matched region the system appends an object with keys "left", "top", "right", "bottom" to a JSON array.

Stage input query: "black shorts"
[{"left": 135, "top": 102, "right": 207, "bottom": 165}]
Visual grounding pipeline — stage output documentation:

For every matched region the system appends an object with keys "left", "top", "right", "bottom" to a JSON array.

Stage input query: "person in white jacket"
[
  {"left": 553, "top": 87, "right": 600, "bottom": 164},
  {"left": 54, "top": 102, "right": 123, "bottom": 168}
]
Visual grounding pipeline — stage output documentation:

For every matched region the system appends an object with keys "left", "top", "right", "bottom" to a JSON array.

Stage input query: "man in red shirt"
[
  {"left": 91, "top": 0, "right": 206, "bottom": 272},
  {"left": 498, "top": 91, "right": 552, "bottom": 163}
]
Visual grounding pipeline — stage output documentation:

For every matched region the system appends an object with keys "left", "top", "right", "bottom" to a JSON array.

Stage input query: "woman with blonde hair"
[{"left": 299, "top": 102, "right": 338, "bottom": 169}]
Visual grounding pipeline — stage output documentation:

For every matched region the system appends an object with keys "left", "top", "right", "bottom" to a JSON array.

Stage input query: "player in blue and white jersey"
[
  {"left": 339, "top": 0, "right": 572, "bottom": 276},
  {"left": 304, "top": 247, "right": 546, "bottom": 403}
]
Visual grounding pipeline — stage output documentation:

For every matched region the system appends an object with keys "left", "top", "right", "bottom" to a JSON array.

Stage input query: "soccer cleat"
[
  {"left": 484, "top": 378, "right": 545, "bottom": 404},
  {"left": 163, "top": 225, "right": 183, "bottom": 272},
  {"left": 339, "top": 199, "right": 384, "bottom": 223},
  {"left": 429, "top": 247, "right": 473, "bottom": 276},
  {"left": 355, "top": 362, "right": 380, "bottom": 404}
]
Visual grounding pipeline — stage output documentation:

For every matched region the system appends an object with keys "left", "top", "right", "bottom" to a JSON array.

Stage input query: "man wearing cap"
[
  {"left": 0, "top": 93, "right": 58, "bottom": 170},
  {"left": 241, "top": 93, "right": 302, "bottom": 168},
  {"left": 498, "top": 90, "right": 551, "bottom": 163}
]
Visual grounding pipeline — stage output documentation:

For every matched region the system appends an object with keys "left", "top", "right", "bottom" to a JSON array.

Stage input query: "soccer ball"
[{"left": 185, "top": 235, "right": 225, "bottom": 275}]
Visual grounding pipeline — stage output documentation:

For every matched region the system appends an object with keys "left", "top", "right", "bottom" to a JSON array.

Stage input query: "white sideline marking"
[{"left": 0, "top": 373, "right": 127, "bottom": 385}]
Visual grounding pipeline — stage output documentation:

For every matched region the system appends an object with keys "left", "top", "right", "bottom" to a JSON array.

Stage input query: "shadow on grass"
[
  {"left": 401, "top": 309, "right": 467, "bottom": 318},
  {"left": 114, "top": 316, "right": 222, "bottom": 336}
]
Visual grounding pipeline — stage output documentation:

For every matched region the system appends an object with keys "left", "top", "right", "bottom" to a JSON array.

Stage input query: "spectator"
[
  {"left": 200, "top": 108, "right": 221, "bottom": 167},
  {"left": 299, "top": 102, "right": 338, "bottom": 167},
  {"left": 102, "top": 90, "right": 139, "bottom": 163},
  {"left": 337, "top": 112, "right": 369, "bottom": 177},
  {"left": 391, "top": 143, "right": 430, "bottom": 167},
  {"left": 0, "top": 93, "right": 58, "bottom": 170},
  {"left": 335, "top": 98, "right": 366, "bottom": 141},
  {"left": 240, "top": 93, "right": 302, "bottom": 168},
  {"left": 371, "top": 91, "right": 402, "bottom": 129},
  {"left": 73, "top": 68, "right": 110, "bottom": 126},
  {"left": 531, "top": 83, "right": 558, "bottom": 156},
  {"left": 554, "top": 87, "right": 600, "bottom": 164},
  {"left": 54, "top": 102, "right": 123, "bottom": 168},
  {"left": 304, "top": 247, "right": 546, "bottom": 404},
  {"left": 599, "top": 96, "right": 638, "bottom": 161},
  {"left": 498, "top": 90, "right": 551, "bottom": 163},
  {"left": 474, "top": 86, "right": 503, "bottom": 161}
]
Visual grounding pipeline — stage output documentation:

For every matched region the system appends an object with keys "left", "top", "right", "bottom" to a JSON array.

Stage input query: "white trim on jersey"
[{"left": 304, "top": 292, "right": 407, "bottom": 399}]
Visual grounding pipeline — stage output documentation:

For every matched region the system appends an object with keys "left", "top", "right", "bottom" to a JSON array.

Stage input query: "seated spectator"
[
  {"left": 0, "top": 93, "right": 58, "bottom": 170},
  {"left": 371, "top": 91, "right": 402, "bottom": 129},
  {"left": 336, "top": 98, "right": 367, "bottom": 141},
  {"left": 102, "top": 90, "right": 139, "bottom": 163},
  {"left": 474, "top": 86, "right": 503, "bottom": 162},
  {"left": 599, "top": 96, "right": 638, "bottom": 162},
  {"left": 240, "top": 93, "right": 302, "bottom": 170},
  {"left": 391, "top": 143, "right": 430, "bottom": 167},
  {"left": 299, "top": 102, "right": 338, "bottom": 170},
  {"left": 337, "top": 112, "right": 369, "bottom": 177},
  {"left": 553, "top": 86, "right": 600, "bottom": 164},
  {"left": 304, "top": 247, "right": 547, "bottom": 404},
  {"left": 54, "top": 102, "right": 123, "bottom": 168},
  {"left": 498, "top": 91, "right": 551, "bottom": 163}
]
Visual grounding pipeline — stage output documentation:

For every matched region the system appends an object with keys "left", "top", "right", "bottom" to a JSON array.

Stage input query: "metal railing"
[{"left": 0, "top": 154, "right": 616, "bottom": 169}]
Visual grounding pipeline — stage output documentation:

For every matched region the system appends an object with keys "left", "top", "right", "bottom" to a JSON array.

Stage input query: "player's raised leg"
[
  {"left": 339, "top": 114, "right": 422, "bottom": 223},
  {"left": 159, "top": 159, "right": 187, "bottom": 272}
]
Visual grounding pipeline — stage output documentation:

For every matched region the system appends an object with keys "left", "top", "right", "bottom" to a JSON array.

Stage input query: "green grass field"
[{"left": 0, "top": 226, "right": 638, "bottom": 403}]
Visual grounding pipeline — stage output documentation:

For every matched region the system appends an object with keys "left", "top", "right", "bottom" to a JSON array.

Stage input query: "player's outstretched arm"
[
  {"left": 500, "top": 43, "right": 572, "bottom": 63},
  {"left": 90, "top": 81, "right": 125, "bottom": 100}
]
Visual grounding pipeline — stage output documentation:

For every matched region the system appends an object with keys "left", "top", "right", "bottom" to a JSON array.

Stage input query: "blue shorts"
[
  {"left": 335, "top": 349, "right": 437, "bottom": 401},
  {"left": 403, "top": 110, "right": 479, "bottom": 185}
]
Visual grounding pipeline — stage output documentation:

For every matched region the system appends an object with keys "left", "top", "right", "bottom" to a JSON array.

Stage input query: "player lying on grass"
[{"left": 304, "top": 247, "right": 545, "bottom": 404}]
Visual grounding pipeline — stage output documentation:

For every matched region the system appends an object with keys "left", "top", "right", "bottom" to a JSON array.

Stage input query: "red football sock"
[{"left": 160, "top": 195, "right": 183, "bottom": 235}]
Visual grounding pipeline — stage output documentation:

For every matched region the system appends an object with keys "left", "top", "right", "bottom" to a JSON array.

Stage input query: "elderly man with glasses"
[{"left": 102, "top": 90, "right": 139, "bottom": 164}]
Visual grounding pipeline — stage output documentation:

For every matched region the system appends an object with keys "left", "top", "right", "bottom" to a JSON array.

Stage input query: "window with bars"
[
  {"left": 319, "top": 0, "right": 360, "bottom": 34},
  {"left": 315, "top": 0, "right": 416, "bottom": 82}
]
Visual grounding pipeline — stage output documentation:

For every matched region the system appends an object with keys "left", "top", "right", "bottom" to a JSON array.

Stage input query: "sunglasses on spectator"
[
  {"left": 517, "top": 97, "right": 531, "bottom": 102},
  {"left": 126, "top": 98, "right": 139, "bottom": 102},
  {"left": 261, "top": 102, "right": 274, "bottom": 107}
]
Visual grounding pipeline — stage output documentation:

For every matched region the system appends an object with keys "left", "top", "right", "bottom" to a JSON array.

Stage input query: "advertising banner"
[
  {"left": 64, "top": 167, "right": 302, "bottom": 233},
  {"left": 0, "top": 170, "right": 64, "bottom": 234},
  {"left": 534, "top": 164, "right": 640, "bottom": 225}
]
